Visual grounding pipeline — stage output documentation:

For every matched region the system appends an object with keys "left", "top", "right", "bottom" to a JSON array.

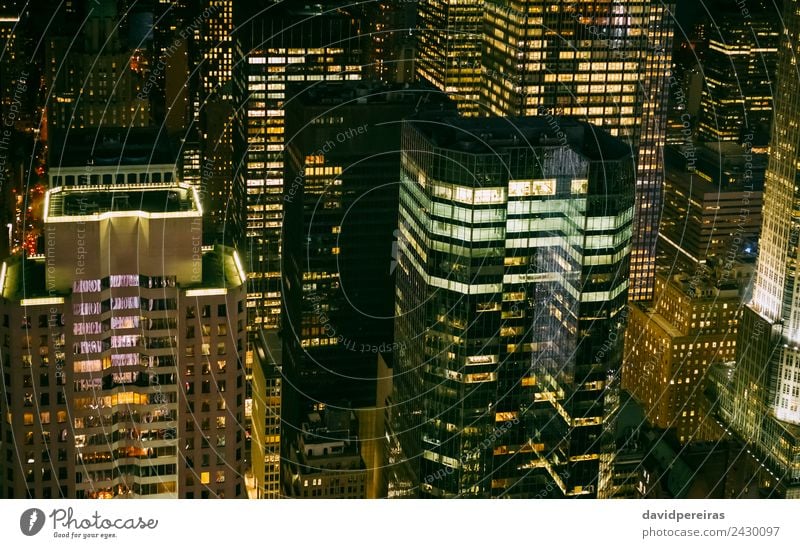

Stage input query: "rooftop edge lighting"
[
  {"left": 185, "top": 288, "right": 227, "bottom": 297},
  {"left": 20, "top": 297, "right": 65, "bottom": 306}
]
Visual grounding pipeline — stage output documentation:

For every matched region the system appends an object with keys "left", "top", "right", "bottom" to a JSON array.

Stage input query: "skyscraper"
[
  {"left": 480, "top": 0, "right": 675, "bottom": 301},
  {"left": 658, "top": 142, "right": 764, "bottom": 271},
  {"left": 250, "top": 329, "right": 282, "bottom": 499},
  {"left": 415, "top": 0, "right": 482, "bottom": 116},
  {"left": 697, "top": 8, "right": 779, "bottom": 147},
  {"left": 623, "top": 144, "right": 761, "bottom": 445},
  {"left": 0, "top": 10, "right": 21, "bottom": 119},
  {"left": 388, "top": 115, "right": 635, "bottom": 498},
  {"left": 232, "top": 1, "right": 365, "bottom": 331},
  {"left": 727, "top": 0, "right": 800, "bottom": 497},
  {"left": 0, "top": 183, "right": 247, "bottom": 498},
  {"left": 283, "top": 81, "right": 455, "bottom": 405},
  {"left": 201, "top": 0, "right": 233, "bottom": 98},
  {"left": 363, "top": 1, "right": 417, "bottom": 84},
  {"left": 46, "top": 0, "right": 150, "bottom": 132},
  {"left": 623, "top": 268, "right": 748, "bottom": 443}
]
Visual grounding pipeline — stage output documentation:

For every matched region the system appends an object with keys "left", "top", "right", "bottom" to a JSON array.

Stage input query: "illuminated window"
[{"left": 571, "top": 179, "right": 588, "bottom": 194}]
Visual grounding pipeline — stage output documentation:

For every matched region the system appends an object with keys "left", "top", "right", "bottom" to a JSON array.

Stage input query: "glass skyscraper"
[
  {"left": 696, "top": 7, "right": 779, "bottom": 147},
  {"left": 388, "top": 115, "right": 635, "bottom": 497},
  {"left": 415, "top": 0, "right": 483, "bottom": 116}
]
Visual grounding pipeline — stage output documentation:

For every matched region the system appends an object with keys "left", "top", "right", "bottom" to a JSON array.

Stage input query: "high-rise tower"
[
  {"left": 415, "top": 0, "right": 482, "bottom": 116},
  {"left": 232, "top": 1, "right": 365, "bottom": 331},
  {"left": 388, "top": 116, "right": 635, "bottom": 498},
  {"left": 696, "top": 7, "right": 779, "bottom": 147},
  {"left": 480, "top": 0, "right": 675, "bottom": 301},
  {"left": 283, "top": 82, "right": 455, "bottom": 406},
  {"left": 46, "top": 0, "right": 150, "bottom": 132},
  {"left": 728, "top": 0, "right": 800, "bottom": 496},
  {"left": 0, "top": 183, "right": 247, "bottom": 498}
]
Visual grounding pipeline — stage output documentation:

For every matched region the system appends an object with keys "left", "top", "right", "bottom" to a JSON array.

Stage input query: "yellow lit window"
[{"left": 521, "top": 376, "right": 536, "bottom": 387}]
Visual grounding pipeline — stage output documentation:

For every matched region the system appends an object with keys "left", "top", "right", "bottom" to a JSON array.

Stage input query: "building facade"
[
  {"left": 250, "top": 329, "right": 282, "bottom": 499},
  {"left": 697, "top": 10, "right": 779, "bottom": 146},
  {"left": 46, "top": 0, "right": 150, "bottom": 132},
  {"left": 658, "top": 142, "right": 764, "bottom": 271},
  {"left": 623, "top": 269, "right": 747, "bottom": 443},
  {"left": 283, "top": 82, "right": 455, "bottom": 405},
  {"left": 728, "top": 0, "right": 800, "bottom": 497},
  {"left": 415, "top": 0, "right": 482, "bottom": 116},
  {"left": 480, "top": 0, "right": 675, "bottom": 301},
  {"left": 232, "top": 2, "right": 364, "bottom": 330},
  {"left": 388, "top": 116, "right": 635, "bottom": 498},
  {"left": 0, "top": 183, "right": 247, "bottom": 498},
  {"left": 282, "top": 407, "right": 367, "bottom": 498}
]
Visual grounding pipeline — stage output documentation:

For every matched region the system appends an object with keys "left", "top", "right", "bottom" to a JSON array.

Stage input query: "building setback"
[
  {"left": 282, "top": 407, "right": 367, "bottom": 498},
  {"left": 623, "top": 267, "right": 749, "bottom": 444}
]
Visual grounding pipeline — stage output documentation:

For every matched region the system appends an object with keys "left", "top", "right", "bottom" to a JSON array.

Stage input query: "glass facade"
[
  {"left": 416, "top": 0, "right": 483, "bottom": 116},
  {"left": 388, "top": 116, "right": 635, "bottom": 497},
  {"left": 697, "top": 12, "right": 778, "bottom": 146}
]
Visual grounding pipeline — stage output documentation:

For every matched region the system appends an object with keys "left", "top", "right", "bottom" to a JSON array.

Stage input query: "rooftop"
[
  {"left": 235, "top": 1, "right": 362, "bottom": 51},
  {"left": 45, "top": 184, "right": 200, "bottom": 219},
  {"left": 253, "top": 329, "right": 283, "bottom": 373},
  {"left": 199, "top": 245, "right": 247, "bottom": 290},
  {"left": 408, "top": 116, "right": 633, "bottom": 161},
  {"left": 665, "top": 143, "right": 766, "bottom": 191},
  {"left": 291, "top": 80, "right": 457, "bottom": 111},
  {"left": 0, "top": 255, "right": 47, "bottom": 301}
]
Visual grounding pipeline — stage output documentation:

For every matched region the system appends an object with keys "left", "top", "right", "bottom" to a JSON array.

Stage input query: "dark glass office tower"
[
  {"left": 283, "top": 81, "right": 455, "bottom": 406},
  {"left": 727, "top": 0, "right": 800, "bottom": 497},
  {"left": 388, "top": 116, "right": 635, "bottom": 497},
  {"left": 480, "top": 0, "right": 675, "bottom": 301}
]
